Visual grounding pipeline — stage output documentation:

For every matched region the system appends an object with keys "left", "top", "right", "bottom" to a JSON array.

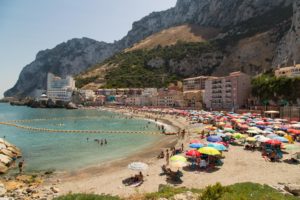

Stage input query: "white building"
[{"left": 47, "top": 73, "right": 76, "bottom": 102}]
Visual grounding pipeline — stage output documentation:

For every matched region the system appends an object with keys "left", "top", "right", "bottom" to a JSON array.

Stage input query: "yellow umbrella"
[
  {"left": 198, "top": 147, "right": 221, "bottom": 156},
  {"left": 246, "top": 137, "right": 256, "bottom": 142},
  {"left": 170, "top": 155, "right": 187, "bottom": 162}
]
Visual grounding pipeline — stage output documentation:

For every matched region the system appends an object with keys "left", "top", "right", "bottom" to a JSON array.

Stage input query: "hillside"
[
  {"left": 77, "top": 2, "right": 294, "bottom": 89},
  {"left": 126, "top": 24, "right": 219, "bottom": 52},
  {"left": 6, "top": 0, "right": 299, "bottom": 97}
]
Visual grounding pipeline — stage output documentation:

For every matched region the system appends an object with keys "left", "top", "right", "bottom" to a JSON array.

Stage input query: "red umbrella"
[
  {"left": 265, "top": 139, "right": 282, "bottom": 146},
  {"left": 190, "top": 139, "right": 202, "bottom": 144},
  {"left": 217, "top": 141, "right": 229, "bottom": 148},
  {"left": 186, "top": 150, "right": 201, "bottom": 157}
]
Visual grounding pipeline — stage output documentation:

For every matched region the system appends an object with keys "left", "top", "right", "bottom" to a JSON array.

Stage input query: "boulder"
[
  {"left": 0, "top": 149, "right": 14, "bottom": 158},
  {"left": 173, "top": 191, "right": 199, "bottom": 200},
  {"left": 0, "top": 163, "right": 8, "bottom": 174},
  {"left": 0, "top": 154, "right": 12, "bottom": 165},
  {"left": 0, "top": 183, "right": 7, "bottom": 196},
  {"left": 284, "top": 183, "right": 300, "bottom": 196}
]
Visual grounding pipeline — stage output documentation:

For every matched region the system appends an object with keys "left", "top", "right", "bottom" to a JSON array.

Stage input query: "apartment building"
[
  {"left": 204, "top": 72, "right": 251, "bottom": 110},
  {"left": 183, "top": 76, "right": 209, "bottom": 91},
  {"left": 275, "top": 64, "right": 300, "bottom": 78}
]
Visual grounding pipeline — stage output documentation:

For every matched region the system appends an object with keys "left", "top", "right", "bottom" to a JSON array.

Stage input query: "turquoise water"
[{"left": 0, "top": 103, "right": 162, "bottom": 172}]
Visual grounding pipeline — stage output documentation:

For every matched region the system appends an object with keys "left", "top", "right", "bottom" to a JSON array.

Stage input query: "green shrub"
[{"left": 201, "top": 182, "right": 231, "bottom": 200}]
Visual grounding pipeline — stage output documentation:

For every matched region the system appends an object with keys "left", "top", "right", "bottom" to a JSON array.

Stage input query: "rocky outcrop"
[
  {"left": 273, "top": 0, "right": 300, "bottom": 66},
  {"left": 0, "top": 139, "right": 22, "bottom": 174}
]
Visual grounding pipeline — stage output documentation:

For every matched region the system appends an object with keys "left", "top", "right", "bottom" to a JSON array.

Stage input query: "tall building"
[
  {"left": 183, "top": 76, "right": 209, "bottom": 91},
  {"left": 204, "top": 72, "right": 251, "bottom": 110},
  {"left": 47, "top": 73, "right": 76, "bottom": 102}
]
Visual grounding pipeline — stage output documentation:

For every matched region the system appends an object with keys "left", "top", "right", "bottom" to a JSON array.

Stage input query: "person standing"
[
  {"left": 166, "top": 149, "right": 170, "bottom": 166},
  {"left": 18, "top": 160, "right": 24, "bottom": 174}
]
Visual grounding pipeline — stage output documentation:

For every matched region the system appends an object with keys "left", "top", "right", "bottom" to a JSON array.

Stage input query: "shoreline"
[{"left": 45, "top": 106, "right": 187, "bottom": 196}]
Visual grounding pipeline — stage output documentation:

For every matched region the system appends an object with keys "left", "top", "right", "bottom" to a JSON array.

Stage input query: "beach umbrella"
[
  {"left": 275, "top": 130, "right": 286, "bottom": 135},
  {"left": 128, "top": 162, "right": 149, "bottom": 171},
  {"left": 246, "top": 137, "right": 256, "bottom": 142},
  {"left": 224, "top": 128, "right": 235, "bottom": 133},
  {"left": 207, "top": 135, "right": 222, "bottom": 143},
  {"left": 246, "top": 130, "right": 259, "bottom": 135},
  {"left": 232, "top": 133, "right": 245, "bottom": 139},
  {"left": 265, "top": 139, "right": 281, "bottom": 146},
  {"left": 266, "top": 133, "right": 279, "bottom": 139},
  {"left": 189, "top": 143, "right": 205, "bottom": 149},
  {"left": 170, "top": 161, "right": 187, "bottom": 169},
  {"left": 198, "top": 147, "right": 221, "bottom": 156},
  {"left": 282, "top": 144, "right": 300, "bottom": 152},
  {"left": 170, "top": 155, "right": 187, "bottom": 162},
  {"left": 207, "top": 143, "right": 227, "bottom": 151},
  {"left": 190, "top": 139, "right": 202, "bottom": 144},
  {"left": 186, "top": 150, "right": 201, "bottom": 157},
  {"left": 216, "top": 133, "right": 226, "bottom": 137},
  {"left": 273, "top": 136, "right": 289, "bottom": 143},
  {"left": 225, "top": 132, "right": 232, "bottom": 137},
  {"left": 217, "top": 141, "right": 229, "bottom": 148}
]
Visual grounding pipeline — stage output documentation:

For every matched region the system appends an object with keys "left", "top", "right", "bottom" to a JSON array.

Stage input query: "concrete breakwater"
[{"left": 0, "top": 138, "right": 22, "bottom": 173}]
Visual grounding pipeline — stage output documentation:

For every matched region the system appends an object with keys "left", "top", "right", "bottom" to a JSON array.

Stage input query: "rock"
[
  {"left": 0, "top": 154, "right": 12, "bottom": 165},
  {"left": 284, "top": 183, "right": 300, "bottom": 196},
  {"left": 0, "top": 183, "right": 6, "bottom": 196},
  {"left": 0, "top": 163, "right": 8, "bottom": 174},
  {"left": 50, "top": 187, "right": 59, "bottom": 193},
  {"left": 4, "top": 180, "right": 24, "bottom": 191},
  {"left": 173, "top": 191, "right": 199, "bottom": 200}
]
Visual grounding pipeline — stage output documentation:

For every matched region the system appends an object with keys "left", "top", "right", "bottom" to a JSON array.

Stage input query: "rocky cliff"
[
  {"left": 273, "top": 0, "right": 300, "bottom": 66},
  {"left": 5, "top": 38, "right": 117, "bottom": 97},
  {"left": 5, "top": 0, "right": 297, "bottom": 97}
]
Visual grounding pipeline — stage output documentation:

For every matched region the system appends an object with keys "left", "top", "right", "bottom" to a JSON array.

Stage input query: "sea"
[{"left": 0, "top": 103, "right": 163, "bottom": 172}]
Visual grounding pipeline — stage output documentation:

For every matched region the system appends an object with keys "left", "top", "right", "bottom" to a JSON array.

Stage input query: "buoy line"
[{"left": 0, "top": 121, "right": 163, "bottom": 135}]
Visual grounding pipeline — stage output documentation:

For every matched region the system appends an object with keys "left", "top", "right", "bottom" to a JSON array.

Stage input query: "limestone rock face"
[{"left": 274, "top": 0, "right": 300, "bottom": 66}]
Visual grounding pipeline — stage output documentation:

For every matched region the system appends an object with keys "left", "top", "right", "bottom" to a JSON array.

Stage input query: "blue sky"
[{"left": 0, "top": 0, "right": 176, "bottom": 97}]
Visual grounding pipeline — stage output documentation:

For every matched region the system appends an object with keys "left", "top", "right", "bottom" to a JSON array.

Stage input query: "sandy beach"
[{"left": 51, "top": 107, "right": 300, "bottom": 198}]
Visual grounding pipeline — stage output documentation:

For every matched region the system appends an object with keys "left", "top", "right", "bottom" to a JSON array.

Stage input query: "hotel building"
[
  {"left": 47, "top": 73, "right": 76, "bottom": 102},
  {"left": 204, "top": 72, "right": 251, "bottom": 110},
  {"left": 183, "top": 76, "right": 209, "bottom": 91}
]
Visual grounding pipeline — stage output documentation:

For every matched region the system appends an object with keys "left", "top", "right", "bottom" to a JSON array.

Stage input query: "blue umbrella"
[
  {"left": 267, "top": 133, "right": 279, "bottom": 139},
  {"left": 273, "top": 136, "right": 288, "bottom": 143},
  {"left": 207, "top": 135, "right": 222, "bottom": 143},
  {"left": 208, "top": 143, "right": 227, "bottom": 151},
  {"left": 189, "top": 143, "right": 205, "bottom": 149}
]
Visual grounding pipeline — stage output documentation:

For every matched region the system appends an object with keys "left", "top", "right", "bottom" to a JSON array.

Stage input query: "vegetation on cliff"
[
  {"left": 251, "top": 74, "right": 300, "bottom": 103},
  {"left": 78, "top": 41, "right": 220, "bottom": 88}
]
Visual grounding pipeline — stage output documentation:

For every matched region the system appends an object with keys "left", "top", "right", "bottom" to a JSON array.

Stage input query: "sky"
[{"left": 0, "top": 0, "right": 177, "bottom": 98}]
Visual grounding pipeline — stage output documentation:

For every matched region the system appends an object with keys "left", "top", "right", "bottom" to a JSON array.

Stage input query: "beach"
[{"left": 51, "top": 107, "right": 300, "bottom": 198}]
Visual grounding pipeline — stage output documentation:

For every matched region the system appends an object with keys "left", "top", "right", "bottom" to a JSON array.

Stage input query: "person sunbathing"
[{"left": 157, "top": 151, "right": 165, "bottom": 159}]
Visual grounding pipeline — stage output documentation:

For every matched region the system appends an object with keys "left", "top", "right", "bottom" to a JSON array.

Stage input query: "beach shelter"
[
  {"left": 246, "top": 137, "right": 256, "bottom": 142},
  {"left": 198, "top": 147, "right": 221, "bottom": 156},
  {"left": 190, "top": 139, "right": 202, "bottom": 144}
]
